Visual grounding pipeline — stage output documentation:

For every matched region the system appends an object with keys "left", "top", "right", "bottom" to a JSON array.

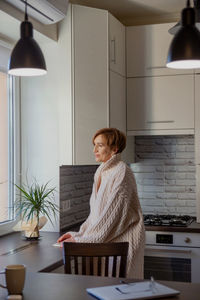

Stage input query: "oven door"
[{"left": 144, "top": 245, "right": 200, "bottom": 283}]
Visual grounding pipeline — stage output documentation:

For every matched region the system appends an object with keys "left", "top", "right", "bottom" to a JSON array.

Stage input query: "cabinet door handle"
[
  {"left": 111, "top": 38, "right": 116, "bottom": 64},
  {"left": 145, "top": 247, "right": 191, "bottom": 254},
  {"left": 146, "top": 120, "right": 175, "bottom": 124}
]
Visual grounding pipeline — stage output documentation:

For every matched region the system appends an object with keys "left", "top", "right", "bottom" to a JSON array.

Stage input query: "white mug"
[{"left": 0, "top": 264, "right": 26, "bottom": 295}]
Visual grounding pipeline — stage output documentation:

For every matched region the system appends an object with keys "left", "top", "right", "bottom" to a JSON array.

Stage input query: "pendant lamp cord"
[
  {"left": 25, "top": 0, "right": 28, "bottom": 21},
  {"left": 194, "top": 0, "right": 200, "bottom": 9},
  {"left": 187, "top": 0, "right": 191, "bottom": 6}
]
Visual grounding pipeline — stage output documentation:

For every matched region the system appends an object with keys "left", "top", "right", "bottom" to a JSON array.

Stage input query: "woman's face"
[{"left": 93, "top": 134, "right": 117, "bottom": 163}]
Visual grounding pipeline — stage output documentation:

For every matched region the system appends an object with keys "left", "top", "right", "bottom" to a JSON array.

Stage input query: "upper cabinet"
[
  {"left": 72, "top": 5, "right": 127, "bottom": 164},
  {"left": 109, "top": 14, "right": 126, "bottom": 76},
  {"left": 127, "top": 74, "right": 194, "bottom": 135},
  {"left": 109, "top": 70, "right": 126, "bottom": 133},
  {"left": 126, "top": 23, "right": 194, "bottom": 77}
]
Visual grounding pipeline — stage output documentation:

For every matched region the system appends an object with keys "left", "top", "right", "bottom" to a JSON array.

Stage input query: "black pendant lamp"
[
  {"left": 8, "top": 0, "right": 47, "bottom": 76},
  {"left": 169, "top": 0, "right": 200, "bottom": 35},
  {"left": 166, "top": 0, "right": 200, "bottom": 69}
]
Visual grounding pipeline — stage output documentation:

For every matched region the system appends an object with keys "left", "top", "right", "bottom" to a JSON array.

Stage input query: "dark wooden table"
[
  {"left": 1, "top": 271, "right": 200, "bottom": 300},
  {"left": 1, "top": 232, "right": 200, "bottom": 299}
]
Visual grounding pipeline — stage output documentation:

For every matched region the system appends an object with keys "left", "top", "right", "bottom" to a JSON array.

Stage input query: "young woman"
[{"left": 57, "top": 128, "right": 145, "bottom": 279}]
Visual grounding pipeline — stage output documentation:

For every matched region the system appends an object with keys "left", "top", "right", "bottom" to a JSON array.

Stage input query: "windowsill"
[{"left": 0, "top": 219, "right": 18, "bottom": 237}]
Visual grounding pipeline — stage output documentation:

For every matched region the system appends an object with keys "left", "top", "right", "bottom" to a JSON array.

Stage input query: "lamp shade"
[
  {"left": 8, "top": 20, "right": 47, "bottom": 76},
  {"left": 166, "top": 3, "right": 200, "bottom": 69}
]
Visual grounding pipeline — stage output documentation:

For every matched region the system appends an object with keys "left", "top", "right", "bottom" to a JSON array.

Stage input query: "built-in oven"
[{"left": 144, "top": 215, "right": 200, "bottom": 283}]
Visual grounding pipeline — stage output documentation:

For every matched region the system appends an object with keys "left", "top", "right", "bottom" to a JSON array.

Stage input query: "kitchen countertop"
[
  {"left": 145, "top": 220, "right": 200, "bottom": 233},
  {"left": 0, "top": 231, "right": 63, "bottom": 272}
]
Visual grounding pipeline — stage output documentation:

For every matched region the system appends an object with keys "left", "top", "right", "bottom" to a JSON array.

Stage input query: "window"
[
  {"left": 0, "top": 71, "right": 14, "bottom": 224},
  {"left": 0, "top": 43, "right": 18, "bottom": 234}
]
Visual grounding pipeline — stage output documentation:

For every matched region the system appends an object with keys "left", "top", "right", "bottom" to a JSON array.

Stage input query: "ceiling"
[{"left": 69, "top": 0, "right": 189, "bottom": 26}]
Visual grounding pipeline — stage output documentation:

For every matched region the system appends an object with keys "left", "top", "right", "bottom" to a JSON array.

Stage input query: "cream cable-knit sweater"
[{"left": 69, "top": 154, "right": 145, "bottom": 279}]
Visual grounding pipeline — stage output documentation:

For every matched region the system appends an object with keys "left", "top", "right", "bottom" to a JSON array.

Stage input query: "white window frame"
[{"left": 0, "top": 42, "right": 21, "bottom": 236}]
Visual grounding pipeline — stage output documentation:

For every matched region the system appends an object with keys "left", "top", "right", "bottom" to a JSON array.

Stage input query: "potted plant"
[{"left": 14, "top": 180, "right": 59, "bottom": 239}]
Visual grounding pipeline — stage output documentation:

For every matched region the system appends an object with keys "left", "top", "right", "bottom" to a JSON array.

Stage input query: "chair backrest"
[{"left": 63, "top": 242, "right": 129, "bottom": 278}]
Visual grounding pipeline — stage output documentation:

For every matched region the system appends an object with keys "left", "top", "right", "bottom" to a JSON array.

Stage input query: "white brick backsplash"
[
  {"left": 185, "top": 186, "right": 195, "bottom": 192},
  {"left": 176, "top": 207, "right": 196, "bottom": 214},
  {"left": 165, "top": 173, "right": 177, "bottom": 180},
  {"left": 176, "top": 179, "right": 195, "bottom": 186},
  {"left": 185, "top": 145, "right": 195, "bottom": 151},
  {"left": 135, "top": 173, "right": 155, "bottom": 180},
  {"left": 165, "top": 200, "right": 181, "bottom": 207},
  {"left": 141, "top": 199, "right": 164, "bottom": 206},
  {"left": 185, "top": 200, "right": 196, "bottom": 206},
  {"left": 156, "top": 207, "right": 173, "bottom": 213},
  {"left": 155, "top": 166, "right": 165, "bottom": 172},
  {"left": 167, "top": 207, "right": 178, "bottom": 213},
  {"left": 177, "top": 137, "right": 194, "bottom": 145},
  {"left": 135, "top": 145, "right": 164, "bottom": 153},
  {"left": 166, "top": 180, "right": 176, "bottom": 185},
  {"left": 142, "top": 207, "right": 154, "bottom": 213},
  {"left": 176, "top": 152, "right": 194, "bottom": 159},
  {"left": 133, "top": 135, "right": 196, "bottom": 216},
  {"left": 137, "top": 153, "right": 176, "bottom": 159},
  {"left": 138, "top": 192, "right": 155, "bottom": 199},
  {"left": 145, "top": 179, "right": 164, "bottom": 185},
  {"left": 156, "top": 193, "right": 177, "bottom": 199},
  {"left": 186, "top": 173, "right": 196, "bottom": 179},
  {"left": 130, "top": 164, "right": 156, "bottom": 172},
  {"left": 164, "top": 166, "right": 176, "bottom": 172},
  {"left": 133, "top": 159, "right": 164, "bottom": 166},
  {"left": 143, "top": 185, "right": 164, "bottom": 192},
  {"left": 165, "top": 186, "right": 185, "bottom": 192},
  {"left": 136, "top": 185, "right": 143, "bottom": 192},
  {"left": 176, "top": 166, "right": 195, "bottom": 172},
  {"left": 165, "top": 173, "right": 195, "bottom": 180},
  {"left": 161, "top": 138, "right": 176, "bottom": 145},
  {"left": 164, "top": 158, "right": 193, "bottom": 166},
  {"left": 178, "top": 193, "right": 196, "bottom": 200}
]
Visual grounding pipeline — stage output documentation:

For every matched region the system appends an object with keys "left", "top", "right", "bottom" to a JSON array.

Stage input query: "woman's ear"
[{"left": 112, "top": 147, "right": 118, "bottom": 155}]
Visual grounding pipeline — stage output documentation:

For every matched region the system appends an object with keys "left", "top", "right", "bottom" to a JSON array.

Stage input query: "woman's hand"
[
  {"left": 57, "top": 233, "right": 76, "bottom": 247},
  {"left": 57, "top": 232, "right": 72, "bottom": 243}
]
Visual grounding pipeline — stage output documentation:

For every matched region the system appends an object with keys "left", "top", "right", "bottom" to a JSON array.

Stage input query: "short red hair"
[{"left": 93, "top": 128, "right": 126, "bottom": 153}]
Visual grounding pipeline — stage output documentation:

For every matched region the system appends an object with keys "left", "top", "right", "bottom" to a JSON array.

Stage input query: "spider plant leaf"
[{"left": 14, "top": 179, "right": 58, "bottom": 228}]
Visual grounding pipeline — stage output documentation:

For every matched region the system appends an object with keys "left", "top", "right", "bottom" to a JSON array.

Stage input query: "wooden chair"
[{"left": 62, "top": 242, "right": 129, "bottom": 278}]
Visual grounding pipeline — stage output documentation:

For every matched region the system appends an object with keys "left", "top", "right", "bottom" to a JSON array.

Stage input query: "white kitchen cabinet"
[
  {"left": 109, "top": 13, "right": 126, "bottom": 77},
  {"left": 126, "top": 23, "right": 194, "bottom": 77},
  {"left": 72, "top": 5, "right": 128, "bottom": 165},
  {"left": 109, "top": 71, "right": 126, "bottom": 133},
  {"left": 127, "top": 74, "right": 194, "bottom": 135}
]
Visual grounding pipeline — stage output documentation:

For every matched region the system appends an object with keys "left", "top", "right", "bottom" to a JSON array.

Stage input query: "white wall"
[{"left": 20, "top": 6, "right": 72, "bottom": 232}]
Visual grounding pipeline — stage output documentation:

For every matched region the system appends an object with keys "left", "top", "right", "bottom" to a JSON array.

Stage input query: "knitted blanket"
[{"left": 69, "top": 154, "right": 145, "bottom": 278}]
